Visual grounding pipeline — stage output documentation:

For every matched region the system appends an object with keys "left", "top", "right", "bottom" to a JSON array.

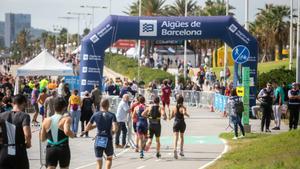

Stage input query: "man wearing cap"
[
  {"left": 288, "top": 83, "right": 300, "bottom": 130},
  {"left": 258, "top": 82, "right": 274, "bottom": 132}
]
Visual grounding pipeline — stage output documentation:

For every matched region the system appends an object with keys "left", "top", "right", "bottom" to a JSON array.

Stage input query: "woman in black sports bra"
[{"left": 170, "top": 95, "right": 189, "bottom": 159}]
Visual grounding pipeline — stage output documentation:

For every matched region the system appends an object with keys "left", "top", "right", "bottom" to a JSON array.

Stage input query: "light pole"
[
  {"left": 184, "top": 0, "right": 188, "bottom": 80},
  {"left": 297, "top": 0, "right": 300, "bottom": 82},
  {"left": 58, "top": 16, "right": 76, "bottom": 57},
  {"left": 289, "top": 0, "right": 294, "bottom": 70},
  {"left": 137, "top": 0, "right": 142, "bottom": 82},
  {"left": 80, "top": 5, "right": 108, "bottom": 29},
  {"left": 53, "top": 25, "right": 62, "bottom": 55},
  {"left": 245, "top": 0, "right": 249, "bottom": 31},
  {"left": 67, "top": 12, "right": 91, "bottom": 47},
  {"left": 223, "top": 0, "right": 229, "bottom": 86}
]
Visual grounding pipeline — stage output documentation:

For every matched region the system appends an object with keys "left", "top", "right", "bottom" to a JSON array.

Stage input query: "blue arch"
[{"left": 80, "top": 15, "right": 258, "bottom": 107}]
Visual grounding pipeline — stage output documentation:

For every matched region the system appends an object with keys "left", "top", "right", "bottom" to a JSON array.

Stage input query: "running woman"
[
  {"left": 170, "top": 95, "right": 189, "bottom": 159},
  {"left": 161, "top": 80, "right": 172, "bottom": 118},
  {"left": 142, "top": 96, "right": 166, "bottom": 158},
  {"left": 133, "top": 96, "right": 148, "bottom": 158}
]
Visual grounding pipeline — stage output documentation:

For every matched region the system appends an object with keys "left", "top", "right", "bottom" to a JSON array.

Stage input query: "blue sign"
[
  {"left": 232, "top": 45, "right": 250, "bottom": 64},
  {"left": 64, "top": 76, "right": 80, "bottom": 91}
]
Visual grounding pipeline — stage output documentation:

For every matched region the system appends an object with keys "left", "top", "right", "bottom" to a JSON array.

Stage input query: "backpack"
[{"left": 233, "top": 98, "right": 244, "bottom": 117}]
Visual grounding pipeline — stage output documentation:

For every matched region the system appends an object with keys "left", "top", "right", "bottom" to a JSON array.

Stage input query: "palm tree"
[
  {"left": 166, "top": 0, "right": 198, "bottom": 16},
  {"left": 124, "top": 0, "right": 166, "bottom": 16},
  {"left": 202, "top": 0, "right": 235, "bottom": 16},
  {"left": 253, "top": 4, "right": 290, "bottom": 61}
]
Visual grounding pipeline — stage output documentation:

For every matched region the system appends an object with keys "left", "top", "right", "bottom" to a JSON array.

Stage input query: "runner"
[
  {"left": 40, "top": 97, "right": 75, "bottom": 169},
  {"left": 130, "top": 95, "right": 141, "bottom": 152},
  {"left": 161, "top": 80, "right": 172, "bottom": 118},
  {"left": 170, "top": 95, "right": 189, "bottom": 159},
  {"left": 0, "top": 94, "right": 32, "bottom": 169},
  {"left": 68, "top": 90, "right": 81, "bottom": 137},
  {"left": 133, "top": 96, "right": 148, "bottom": 158},
  {"left": 142, "top": 96, "right": 166, "bottom": 158},
  {"left": 82, "top": 99, "right": 118, "bottom": 169}
]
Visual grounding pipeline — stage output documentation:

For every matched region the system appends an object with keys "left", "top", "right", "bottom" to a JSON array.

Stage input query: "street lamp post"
[
  {"left": 67, "top": 12, "right": 91, "bottom": 47},
  {"left": 223, "top": 0, "right": 229, "bottom": 86},
  {"left": 53, "top": 25, "right": 62, "bottom": 55},
  {"left": 58, "top": 16, "right": 76, "bottom": 57},
  {"left": 297, "top": 0, "right": 300, "bottom": 82},
  {"left": 80, "top": 5, "right": 107, "bottom": 29},
  {"left": 184, "top": 0, "right": 188, "bottom": 80},
  {"left": 289, "top": 0, "right": 294, "bottom": 70},
  {"left": 137, "top": 0, "right": 142, "bottom": 82}
]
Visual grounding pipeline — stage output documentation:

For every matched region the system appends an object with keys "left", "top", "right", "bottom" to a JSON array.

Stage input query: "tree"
[
  {"left": 124, "top": 0, "right": 167, "bottom": 16},
  {"left": 165, "top": 0, "right": 198, "bottom": 16},
  {"left": 251, "top": 4, "right": 290, "bottom": 62},
  {"left": 202, "top": 0, "right": 235, "bottom": 16},
  {"left": 83, "top": 28, "right": 90, "bottom": 37}
]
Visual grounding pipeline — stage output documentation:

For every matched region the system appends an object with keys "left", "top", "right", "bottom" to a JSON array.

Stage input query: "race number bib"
[{"left": 95, "top": 136, "right": 108, "bottom": 148}]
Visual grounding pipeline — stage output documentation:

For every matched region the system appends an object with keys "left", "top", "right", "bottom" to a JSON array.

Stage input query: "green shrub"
[
  {"left": 258, "top": 67, "right": 296, "bottom": 90},
  {"left": 104, "top": 53, "right": 174, "bottom": 84}
]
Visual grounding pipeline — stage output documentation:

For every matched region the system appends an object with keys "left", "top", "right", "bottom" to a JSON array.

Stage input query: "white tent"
[{"left": 16, "top": 50, "right": 74, "bottom": 76}]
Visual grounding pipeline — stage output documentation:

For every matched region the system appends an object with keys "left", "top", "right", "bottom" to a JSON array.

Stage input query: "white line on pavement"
[
  {"left": 136, "top": 165, "right": 146, "bottom": 169},
  {"left": 198, "top": 138, "right": 228, "bottom": 169},
  {"left": 74, "top": 148, "right": 130, "bottom": 169}
]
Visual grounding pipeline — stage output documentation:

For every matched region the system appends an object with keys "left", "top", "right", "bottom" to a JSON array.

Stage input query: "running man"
[
  {"left": 82, "top": 99, "right": 118, "bottom": 169},
  {"left": 40, "top": 97, "right": 75, "bottom": 169},
  {"left": 170, "top": 95, "right": 189, "bottom": 159},
  {"left": 130, "top": 95, "right": 141, "bottom": 152},
  {"left": 133, "top": 96, "right": 148, "bottom": 158},
  {"left": 161, "top": 80, "right": 172, "bottom": 118},
  {"left": 142, "top": 96, "right": 166, "bottom": 158}
]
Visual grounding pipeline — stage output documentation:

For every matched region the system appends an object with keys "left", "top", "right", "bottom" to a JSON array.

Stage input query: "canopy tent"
[{"left": 16, "top": 50, "right": 74, "bottom": 76}]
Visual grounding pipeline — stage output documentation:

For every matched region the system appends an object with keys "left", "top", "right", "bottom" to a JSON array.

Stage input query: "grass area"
[
  {"left": 208, "top": 130, "right": 300, "bottom": 169},
  {"left": 212, "top": 59, "right": 296, "bottom": 80}
]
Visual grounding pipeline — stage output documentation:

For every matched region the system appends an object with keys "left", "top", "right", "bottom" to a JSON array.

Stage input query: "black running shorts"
[{"left": 46, "top": 145, "right": 70, "bottom": 168}]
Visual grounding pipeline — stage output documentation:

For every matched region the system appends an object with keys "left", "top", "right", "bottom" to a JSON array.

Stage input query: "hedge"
[
  {"left": 104, "top": 54, "right": 175, "bottom": 84},
  {"left": 258, "top": 67, "right": 296, "bottom": 90}
]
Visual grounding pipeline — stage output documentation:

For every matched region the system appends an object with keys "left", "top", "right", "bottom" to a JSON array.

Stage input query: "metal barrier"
[{"left": 214, "top": 93, "right": 228, "bottom": 113}]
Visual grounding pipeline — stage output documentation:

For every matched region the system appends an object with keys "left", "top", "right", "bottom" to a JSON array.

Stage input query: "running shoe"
[
  {"left": 174, "top": 150, "right": 178, "bottom": 159},
  {"left": 140, "top": 151, "right": 144, "bottom": 159},
  {"left": 156, "top": 152, "right": 161, "bottom": 158},
  {"left": 179, "top": 151, "right": 184, "bottom": 157},
  {"left": 238, "top": 135, "right": 245, "bottom": 139},
  {"left": 232, "top": 136, "right": 238, "bottom": 140}
]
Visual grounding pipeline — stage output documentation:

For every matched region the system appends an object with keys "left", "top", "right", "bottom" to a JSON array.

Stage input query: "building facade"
[{"left": 4, "top": 13, "right": 31, "bottom": 48}]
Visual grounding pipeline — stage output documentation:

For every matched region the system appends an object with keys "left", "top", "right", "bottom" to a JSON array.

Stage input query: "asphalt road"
[{"left": 28, "top": 107, "right": 228, "bottom": 169}]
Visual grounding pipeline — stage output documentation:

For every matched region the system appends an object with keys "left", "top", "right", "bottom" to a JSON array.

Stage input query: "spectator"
[
  {"left": 68, "top": 90, "right": 81, "bottom": 137},
  {"left": 272, "top": 81, "right": 285, "bottom": 130},
  {"left": 37, "top": 88, "right": 47, "bottom": 119},
  {"left": 115, "top": 94, "right": 130, "bottom": 148},
  {"left": 288, "top": 83, "right": 300, "bottom": 131},
  {"left": 228, "top": 88, "right": 245, "bottom": 139},
  {"left": 80, "top": 91, "right": 94, "bottom": 137},
  {"left": 44, "top": 90, "right": 57, "bottom": 118},
  {"left": 31, "top": 83, "right": 40, "bottom": 126},
  {"left": 91, "top": 84, "right": 101, "bottom": 111},
  {"left": 258, "top": 82, "right": 274, "bottom": 132},
  {"left": 57, "top": 80, "right": 65, "bottom": 97}
]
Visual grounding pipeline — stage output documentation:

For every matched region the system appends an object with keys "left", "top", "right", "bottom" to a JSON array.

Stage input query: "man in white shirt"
[
  {"left": 57, "top": 79, "right": 65, "bottom": 97},
  {"left": 115, "top": 94, "right": 130, "bottom": 148}
]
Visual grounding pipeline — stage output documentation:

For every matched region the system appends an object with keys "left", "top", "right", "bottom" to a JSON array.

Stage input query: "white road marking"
[
  {"left": 198, "top": 138, "right": 228, "bottom": 169},
  {"left": 136, "top": 165, "right": 146, "bottom": 169},
  {"left": 74, "top": 148, "right": 130, "bottom": 169}
]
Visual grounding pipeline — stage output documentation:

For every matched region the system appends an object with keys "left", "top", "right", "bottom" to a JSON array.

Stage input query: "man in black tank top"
[{"left": 142, "top": 97, "right": 166, "bottom": 158}]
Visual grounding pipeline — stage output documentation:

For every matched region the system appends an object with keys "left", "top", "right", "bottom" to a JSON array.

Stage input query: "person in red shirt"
[
  {"left": 130, "top": 95, "right": 141, "bottom": 152},
  {"left": 225, "top": 81, "right": 233, "bottom": 96},
  {"left": 161, "top": 80, "right": 172, "bottom": 118}
]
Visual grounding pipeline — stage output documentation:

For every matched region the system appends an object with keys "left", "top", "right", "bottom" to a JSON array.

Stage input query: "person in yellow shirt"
[{"left": 68, "top": 89, "right": 81, "bottom": 137}]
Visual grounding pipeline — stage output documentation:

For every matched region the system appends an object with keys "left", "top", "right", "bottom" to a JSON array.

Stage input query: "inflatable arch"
[{"left": 80, "top": 15, "right": 258, "bottom": 108}]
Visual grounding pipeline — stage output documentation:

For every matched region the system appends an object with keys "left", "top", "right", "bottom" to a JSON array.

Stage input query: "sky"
[{"left": 0, "top": 0, "right": 293, "bottom": 34}]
